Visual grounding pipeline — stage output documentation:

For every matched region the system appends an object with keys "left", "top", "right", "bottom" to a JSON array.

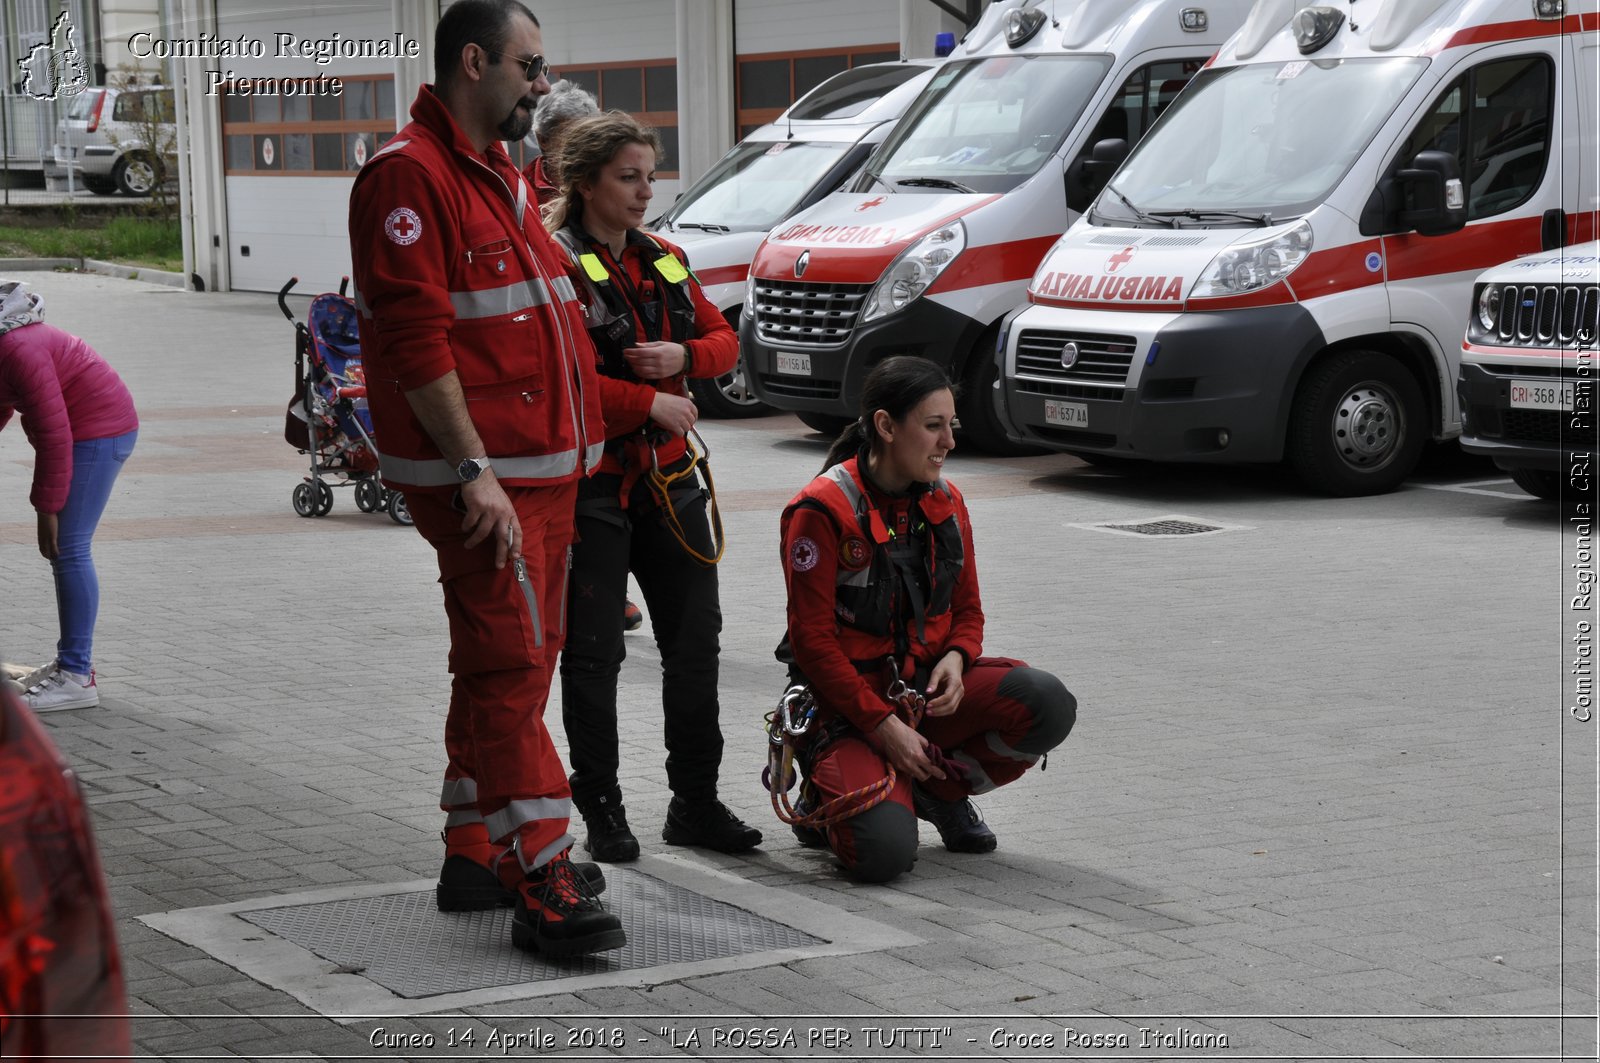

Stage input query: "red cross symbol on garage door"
[{"left": 1106, "top": 246, "right": 1136, "bottom": 273}]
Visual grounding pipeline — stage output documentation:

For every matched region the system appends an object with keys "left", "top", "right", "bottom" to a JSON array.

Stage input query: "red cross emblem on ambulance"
[
  {"left": 856, "top": 196, "right": 886, "bottom": 212},
  {"left": 1105, "top": 246, "right": 1136, "bottom": 273}
]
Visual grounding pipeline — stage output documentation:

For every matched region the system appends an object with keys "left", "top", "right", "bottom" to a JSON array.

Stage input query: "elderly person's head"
[{"left": 533, "top": 79, "right": 600, "bottom": 160}]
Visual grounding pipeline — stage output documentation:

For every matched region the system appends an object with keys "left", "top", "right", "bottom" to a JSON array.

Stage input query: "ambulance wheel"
[
  {"left": 1288, "top": 351, "right": 1425, "bottom": 497},
  {"left": 313, "top": 481, "right": 335, "bottom": 516},
  {"left": 956, "top": 341, "right": 1044, "bottom": 456},
  {"left": 1510, "top": 468, "right": 1562, "bottom": 500},
  {"left": 292, "top": 482, "right": 316, "bottom": 517},
  {"left": 388, "top": 491, "right": 413, "bottom": 526},
  {"left": 796, "top": 411, "right": 854, "bottom": 437},
  {"left": 354, "top": 479, "right": 382, "bottom": 512}
]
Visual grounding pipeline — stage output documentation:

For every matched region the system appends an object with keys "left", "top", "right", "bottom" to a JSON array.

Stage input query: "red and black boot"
[{"left": 497, "top": 845, "right": 626, "bottom": 958}]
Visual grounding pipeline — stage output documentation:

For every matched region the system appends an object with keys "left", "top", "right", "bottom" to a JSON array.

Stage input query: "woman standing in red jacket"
[
  {"left": 779, "top": 356, "right": 1075, "bottom": 882},
  {"left": 546, "top": 113, "right": 762, "bottom": 861},
  {"left": 0, "top": 281, "right": 138, "bottom": 712}
]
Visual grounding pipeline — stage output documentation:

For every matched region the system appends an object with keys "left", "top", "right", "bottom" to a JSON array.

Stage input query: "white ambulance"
[
  {"left": 1458, "top": 241, "right": 1599, "bottom": 499},
  {"left": 996, "top": 0, "right": 1599, "bottom": 495},
  {"left": 739, "top": 0, "right": 1254, "bottom": 444},
  {"left": 653, "top": 59, "right": 939, "bottom": 417}
]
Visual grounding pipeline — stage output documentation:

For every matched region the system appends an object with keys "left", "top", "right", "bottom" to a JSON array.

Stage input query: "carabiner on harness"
[{"left": 763, "top": 681, "right": 897, "bottom": 830}]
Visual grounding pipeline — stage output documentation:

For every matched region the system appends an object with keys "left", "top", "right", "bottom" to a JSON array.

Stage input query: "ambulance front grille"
[
  {"left": 753, "top": 280, "right": 871, "bottom": 348},
  {"left": 1484, "top": 283, "right": 1600, "bottom": 348},
  {"left": 1013, "top": 328, "right": 1136, "bottom": 397}
]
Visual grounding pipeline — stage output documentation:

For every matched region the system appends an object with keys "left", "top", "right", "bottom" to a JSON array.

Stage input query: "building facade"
[{"left": 131, "top": 0, "right": 965, "bottom": 293}]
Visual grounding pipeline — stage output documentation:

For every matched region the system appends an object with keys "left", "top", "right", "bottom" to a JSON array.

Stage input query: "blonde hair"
[{"left": 542, "top": 111, "right": 663, "bottom": 233}]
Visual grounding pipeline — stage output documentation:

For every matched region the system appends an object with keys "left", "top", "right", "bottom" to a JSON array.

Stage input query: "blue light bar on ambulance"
[
  {"left": 1180, "top": 7, "right": 1209, "bottom": 32},
  {"left": 1532, "top": 0, "right": 1565, "bottom": 18},
  {"left": 1291, "top": 5, "right": 1345, "bottom": 54},
  {"left": 1004, "top": 6, "right": 1049, "bottom": 47}
]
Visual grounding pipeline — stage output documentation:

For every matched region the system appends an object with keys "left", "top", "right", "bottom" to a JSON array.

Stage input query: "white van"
[
  {"left": 739, "top": 0, "right": 1253, "bottom": 443},
  {"left": 1458, "top": 241, "right": 1598, "bottom": 499},
  {"left": 997, "top": 0, "right": 1599, "bottom": 495},
  {"left": 653, "top": 59, "right": 939, "bottom": 417}
]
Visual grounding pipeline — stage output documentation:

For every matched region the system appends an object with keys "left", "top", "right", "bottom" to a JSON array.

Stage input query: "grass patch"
[{"left": 0, "top": 216, "right": 183, "bottom": 272}]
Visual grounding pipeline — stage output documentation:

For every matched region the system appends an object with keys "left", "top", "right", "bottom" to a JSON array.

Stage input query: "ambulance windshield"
[
  {"left": 660, "top": 140, "right": 859, "bottom": 233},
  {"left": 864, "top": 54, "right": 1110, "bottom": 195},
  {"left": 1098, "top": 57, "right": 1427, "bottom": 225}
]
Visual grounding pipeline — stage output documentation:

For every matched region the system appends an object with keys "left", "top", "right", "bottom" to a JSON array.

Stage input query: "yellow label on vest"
[
  {"left": 580, "top": 253, "right": 609, "bottom": 283},
  {"left": 654, "top": 254, "right": 689, "bottom": 284}
]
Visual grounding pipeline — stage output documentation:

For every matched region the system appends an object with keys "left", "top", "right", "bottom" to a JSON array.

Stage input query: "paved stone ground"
[{"left": 1, "top": 270, "right": 1595, "bottom": 1061}]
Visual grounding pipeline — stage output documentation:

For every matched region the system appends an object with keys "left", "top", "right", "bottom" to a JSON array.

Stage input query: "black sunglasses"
[{"left": 489, "top": 51, "right": 548, "bottom": 81}]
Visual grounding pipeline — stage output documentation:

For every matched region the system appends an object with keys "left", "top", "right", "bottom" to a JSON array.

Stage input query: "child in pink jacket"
[{"left": 0, "top": 281, "right": 138, "bottom": 711}]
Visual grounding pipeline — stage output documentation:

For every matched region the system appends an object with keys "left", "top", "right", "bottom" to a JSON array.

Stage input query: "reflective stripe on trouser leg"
[
  {"left": 920, "top": 658, "right": 1076, "bottom": 800},
  {"left": 405, "top": 482, "right": 579, "bottom": 865},
  {"left": 441, "top": 777, "right": 482, "bottom": 829}
]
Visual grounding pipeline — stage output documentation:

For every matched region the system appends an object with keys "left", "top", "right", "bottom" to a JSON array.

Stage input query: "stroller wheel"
[
  {"left": 354, "top": 479, "right": 381, "bottom": 513},
  {"left": 292, "top": 482, "right": 317, "bottom": 517},
  {"left": 388, "top": 491, "right": 413, "bottom": 527},
  {"left": 314, "top": 481, "right": 335, "bottom": 516}
]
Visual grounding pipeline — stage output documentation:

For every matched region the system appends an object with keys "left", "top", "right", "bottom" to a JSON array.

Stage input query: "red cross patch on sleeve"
[{"left": 385, "top": 207, "right": 422, "bottom": 245}]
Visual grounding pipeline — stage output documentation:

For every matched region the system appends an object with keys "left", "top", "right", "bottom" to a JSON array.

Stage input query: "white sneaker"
[
  {"left": 3, "top": 660, "right": 54, "bottom": 695},
  {"left": 20, "top": 665, "right": 99, "bottom": 712}
]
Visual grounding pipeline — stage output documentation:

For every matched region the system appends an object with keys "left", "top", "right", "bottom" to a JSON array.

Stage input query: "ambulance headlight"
[
  {"left": 743, "top": 271, "right": 757, "bottom": 319},
  {"left": 862, "top": 221, "right": 967, "bottom": 323},
  {"left": 1476, "top": 283, "right": 1501, "bottom": 331},
  {"left": 1191, "top": 219, "right": 1314, "bottom": 298}
]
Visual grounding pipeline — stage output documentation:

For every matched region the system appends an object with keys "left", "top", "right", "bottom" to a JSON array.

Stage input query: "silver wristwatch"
[{"left": 456, "top": 456, "right": 491, "bottom": 482}]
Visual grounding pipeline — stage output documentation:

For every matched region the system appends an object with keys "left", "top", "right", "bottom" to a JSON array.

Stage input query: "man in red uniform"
[{"left": 347, "top": 0, "right": 621, "bottom": 958}]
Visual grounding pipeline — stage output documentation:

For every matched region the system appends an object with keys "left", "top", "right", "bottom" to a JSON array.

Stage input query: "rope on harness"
[
  {"left": 761, "top": 657, "right": 929, "bottom": 831},
  {"left": 644, "top": 427, "right": 725, "bottom": 566}
]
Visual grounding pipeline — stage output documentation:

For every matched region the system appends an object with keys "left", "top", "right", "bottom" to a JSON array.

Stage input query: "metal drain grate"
[
  {"left": 1100, "top": 518, "right": 1222, "bottom": 536},
  {"left": 240, "top": 868, "right": 821, "bottom": 999}
]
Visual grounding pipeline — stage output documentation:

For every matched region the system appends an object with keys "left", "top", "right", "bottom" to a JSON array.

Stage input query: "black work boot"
[
  {"left": 580, "top": 792, "right": 640, "bottom": 863},
  {"left": 499, "top": 849, "right": 626, "bottom": 958},
  {"left": 911, "top": 785, "right": 998, "bottom": 853},
  {"left": 662, "top": 796, "right": 763, "bottom": 853}
]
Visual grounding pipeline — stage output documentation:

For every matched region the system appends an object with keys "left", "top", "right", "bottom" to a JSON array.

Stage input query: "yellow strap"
[
  {"left": 579, "top": 253, "right": 609, "bottom": 283},
  {"left": 654, "top": 253, "right": 689, "bottom": 284}
]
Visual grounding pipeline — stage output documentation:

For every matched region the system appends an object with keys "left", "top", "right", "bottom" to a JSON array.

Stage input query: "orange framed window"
[
  {"left": 221, "top": 75, "right": 397, "bottom": 175},
  {"left": 735, "top": 45, "right": 898, "bottom": 138},
  {"left": 551, "top": 59, "right": 679, "bottom": 178}
]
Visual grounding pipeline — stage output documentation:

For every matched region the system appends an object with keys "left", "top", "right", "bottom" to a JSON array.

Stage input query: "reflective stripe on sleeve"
[{"left": 380, "top": 448, "right": 585, "bottom": 487}]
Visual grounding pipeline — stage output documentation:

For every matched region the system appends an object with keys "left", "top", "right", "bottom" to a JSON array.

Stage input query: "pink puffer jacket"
[{"left": 0, "top": 322, "right": 138, "bottom": 514}]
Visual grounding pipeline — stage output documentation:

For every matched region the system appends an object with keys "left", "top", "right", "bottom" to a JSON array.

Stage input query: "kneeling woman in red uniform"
[
  {"left": 546, "top": 113, "right": 761, "bottom": 861},
  {"left": 780, "top": 357, "right": 1076, "bottom": 883}
]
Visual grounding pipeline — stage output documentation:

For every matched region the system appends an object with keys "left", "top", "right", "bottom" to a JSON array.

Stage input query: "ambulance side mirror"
[
  {"left": 1065, "top": 138, "right": 1128, "bottom": 213},
  {"left": 1364, "top": 149, "right": 1467, "bottom": 238}
]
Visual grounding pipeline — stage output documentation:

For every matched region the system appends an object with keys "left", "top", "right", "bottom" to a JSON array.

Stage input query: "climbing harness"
[
  {"left": 762, "top": 657, "right": 928, "bottom": 831},
  {"left": 644, "top": 427, "right": 725, "bottom": 566}
]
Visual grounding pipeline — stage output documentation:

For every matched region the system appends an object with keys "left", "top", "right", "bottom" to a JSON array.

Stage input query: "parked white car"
[{"left": 52, "top": 85, "right": 175, "bottom": 196}]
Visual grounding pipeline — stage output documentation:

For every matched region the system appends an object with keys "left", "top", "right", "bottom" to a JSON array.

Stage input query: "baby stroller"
[{"left": 278, "top": 276, "right": 411, "bottom": 525}]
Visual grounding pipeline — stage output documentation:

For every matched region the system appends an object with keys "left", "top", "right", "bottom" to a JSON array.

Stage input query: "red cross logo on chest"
[{"left": 1106, "top": 246, "right": 1136, "bottom": 273}]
